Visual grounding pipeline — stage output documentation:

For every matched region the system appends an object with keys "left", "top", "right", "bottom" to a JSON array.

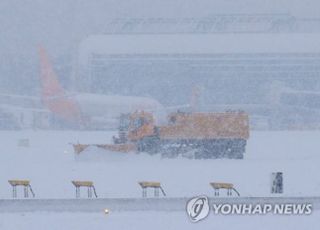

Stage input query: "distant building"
[
  {"left": 77, "top": 34, "right": 320, "bottom": 130},
  {"left": 102, "top": 14, "right": 320, "bottom": 34}
]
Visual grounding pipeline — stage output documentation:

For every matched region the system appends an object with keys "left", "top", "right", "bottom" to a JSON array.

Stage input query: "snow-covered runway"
[
  {"left": 0, "top": 197, "right": 320, "bottom": 213},
  {"left": 0, "top": 130, "right": 320, "bottom": 229},
  {"left": 0, "top": 130, "right": 320, "bottom": 199}
]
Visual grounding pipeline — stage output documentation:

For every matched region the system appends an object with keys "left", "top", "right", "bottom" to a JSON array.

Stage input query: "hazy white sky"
[
  {"left": 1, "top": 0, "right": 319, "bottom": 94},
  {"left": 1, "top": 0, "right": 320, "bottom": 19},
  {"left": 1, "top": 0, "right": 319, "bottom": 59}
]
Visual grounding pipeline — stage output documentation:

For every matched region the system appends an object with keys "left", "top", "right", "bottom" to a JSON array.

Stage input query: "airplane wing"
[{"left": 0, "top": 93, "right": 41, "bottom": 108}]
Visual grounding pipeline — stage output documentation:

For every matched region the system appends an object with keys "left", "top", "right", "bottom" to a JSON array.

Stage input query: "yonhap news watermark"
[
  {"left": 186, "top": 196, "right": 313, "bottom": 222},
  {"left": 212, "top": 203, "right": 312, "bottom": 215}
]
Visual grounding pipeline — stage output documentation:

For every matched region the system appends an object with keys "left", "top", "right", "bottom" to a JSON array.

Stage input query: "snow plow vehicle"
[{"left": 73, "top": 111, "right": 249, "bottom": 159}]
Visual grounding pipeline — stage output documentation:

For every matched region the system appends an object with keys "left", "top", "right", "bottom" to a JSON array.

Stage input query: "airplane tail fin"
[
  {"left": 38, "top": 46, "right": 82, "bottom": 123},
  {"left": 38, "top": 46, "right": 66, "bottom": 98}
]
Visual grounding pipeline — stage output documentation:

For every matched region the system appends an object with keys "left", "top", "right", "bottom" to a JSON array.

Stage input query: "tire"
[
  {"left": 195, "top": 139, "right": 246, "bottom": 159},
  {"left": 137, "top": 136, "right": 160, "bottom": 155}
]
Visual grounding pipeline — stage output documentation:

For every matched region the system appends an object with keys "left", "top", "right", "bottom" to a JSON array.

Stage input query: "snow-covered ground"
[
  {"left": 0, "top": 130, "right": 319, "bottom": 229},
  {"left": 0, "top": 210, "right": 319, "bottom": 230},
  {"left": 0, "top": 130, "right": 319, "bottom": 198}
]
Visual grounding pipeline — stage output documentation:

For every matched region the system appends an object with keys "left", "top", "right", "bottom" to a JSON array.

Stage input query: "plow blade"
[{"left": 72, "top": 143, "right": 136, "bottom": 154}]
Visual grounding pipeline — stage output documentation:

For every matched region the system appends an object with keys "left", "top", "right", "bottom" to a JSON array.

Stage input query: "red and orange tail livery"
[{"left": 38, "top": 46, "right": 82, "bottom": 123}]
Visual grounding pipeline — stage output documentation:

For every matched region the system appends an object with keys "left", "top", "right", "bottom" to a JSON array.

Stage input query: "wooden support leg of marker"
[
  {"left": 76, "top": 186, "right": 80, "bottom": 198},
  {"left": 24, "top": 186, "right": 28, "bottom": 198},
  {"left": 142, "top": 187, "right": 147, "bottom": 198},
  {"left": 12, "top": 186, "right": 17, "bottom": 198},
  {"left": 88, "top": 187, "right": 93, "bottom": 198},
  {"left": 154, "top": 187, "right": 159, "bottom": 197}
]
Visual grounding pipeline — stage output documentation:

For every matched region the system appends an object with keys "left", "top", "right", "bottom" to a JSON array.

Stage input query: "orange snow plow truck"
[{"left": 73, "top": 111, "right": 249, "bottom": 159}]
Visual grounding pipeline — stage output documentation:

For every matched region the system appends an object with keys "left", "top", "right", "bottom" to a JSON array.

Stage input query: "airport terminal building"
[{"left": 76, "top": 33, "right": 320, "bottom": 130}]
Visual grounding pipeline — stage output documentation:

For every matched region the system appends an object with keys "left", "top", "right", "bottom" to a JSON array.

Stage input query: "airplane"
[{"left": 0, "top": 47, "right": 165, "bottom": 130}]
